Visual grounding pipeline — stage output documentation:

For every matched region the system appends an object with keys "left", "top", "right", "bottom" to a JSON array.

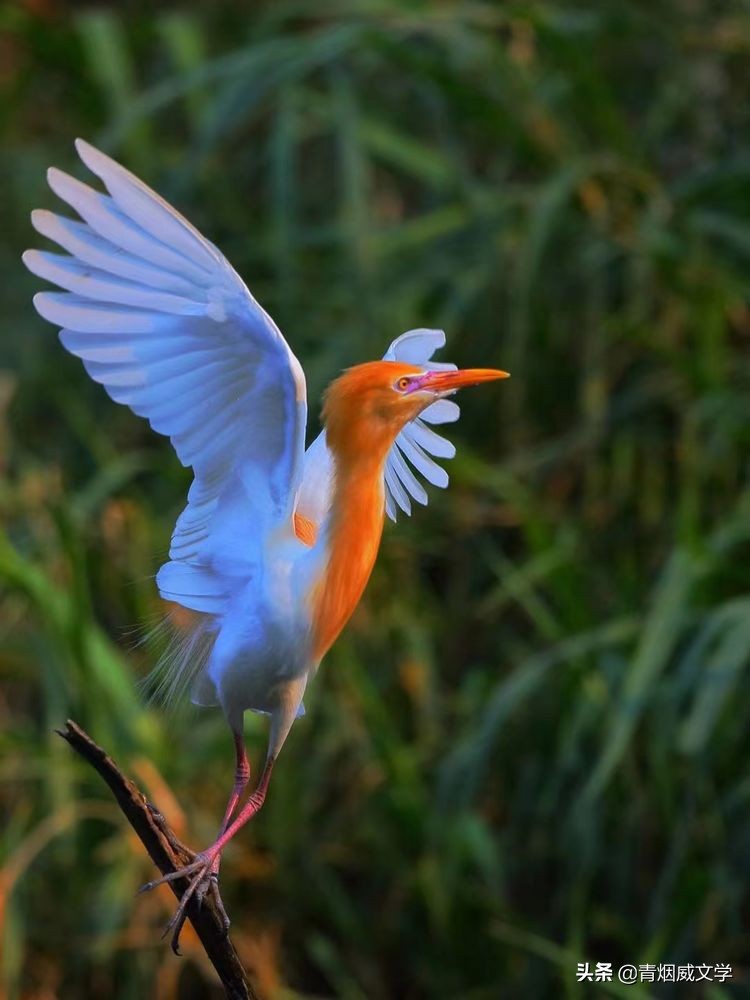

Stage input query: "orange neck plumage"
[
  {"left": 310, "top": 448, "right": 387, "bottom": 661},
  {"left": 308, "top": 361, "right": 425, "bottom": 662}
]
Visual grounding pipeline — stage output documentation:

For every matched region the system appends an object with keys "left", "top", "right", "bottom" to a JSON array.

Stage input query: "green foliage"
[{"left": 2, "top": 1, "right": 750, "bottom": 996}]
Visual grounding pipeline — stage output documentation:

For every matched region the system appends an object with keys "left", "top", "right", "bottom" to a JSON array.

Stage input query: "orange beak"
[{"left": 416, "top": 367, "right": 510, "bottom": 394}]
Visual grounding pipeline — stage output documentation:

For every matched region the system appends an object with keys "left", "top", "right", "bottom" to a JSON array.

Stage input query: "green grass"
[{"left": 2, "top": 1, "right": 750, "bottom": 996}]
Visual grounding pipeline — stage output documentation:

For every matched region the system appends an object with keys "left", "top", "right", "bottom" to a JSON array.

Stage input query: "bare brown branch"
[{"left": 57, "top": 719, "right": 258, "bottom": 1000}]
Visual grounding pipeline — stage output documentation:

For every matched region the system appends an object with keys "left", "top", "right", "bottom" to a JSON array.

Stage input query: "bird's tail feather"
[{"left": 136, "top": 605, "right": 218, "bottom": 710}]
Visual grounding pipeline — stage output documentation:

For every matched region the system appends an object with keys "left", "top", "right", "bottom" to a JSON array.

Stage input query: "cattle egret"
[{"left": 23, "top": 140, "right": 509, "bottom": 949}]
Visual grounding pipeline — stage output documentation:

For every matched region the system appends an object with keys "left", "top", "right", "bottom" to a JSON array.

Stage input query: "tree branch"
[{"left": 57, "top": 719, "right": 258, "bottom": 1000}]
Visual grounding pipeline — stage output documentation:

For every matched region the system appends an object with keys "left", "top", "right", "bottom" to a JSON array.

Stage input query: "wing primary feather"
[
  {"left": 31, "top": 210, "right": 200, "bottom": 295},
  {"left": 23, "top": 250, "right": 206, "bottom": 314},
  {"left": 35, "top": 292, "right": 184, "bottom": 334},
  {"left": 384, "top": 492, "right": 397, "bottom": 521},
  {"left": 390, "top": 445, "right": 429, "bottom": 505},
  {"left": 384, "top": 461, "right": 412, "bottom": 515},
  {"left": 410, "top": 418, "right": 457, "bottom": 458},
  {"left": 47, "top": 167, "right": 211, "bottom": 284},
  {"left": 396, "top": 431, "right": 450, "bottom": 488},
  {"left": 75, "top": 138, "right": 223, "bottom": 273},
  {"left": 420, "top": 399, "right": 460, "bottom": 425}
]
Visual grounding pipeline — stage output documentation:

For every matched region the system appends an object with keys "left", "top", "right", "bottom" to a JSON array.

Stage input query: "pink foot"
[{"left": 139, "top": 849, "right": 227, "bottom": 953}]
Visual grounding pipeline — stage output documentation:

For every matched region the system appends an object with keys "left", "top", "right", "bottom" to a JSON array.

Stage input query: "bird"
[{"left": 22, "top": 139, "right": 509, "bottom": 950}]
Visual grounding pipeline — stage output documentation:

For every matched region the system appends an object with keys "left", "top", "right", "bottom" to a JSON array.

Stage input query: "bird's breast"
[{"left": 307, "top": 465, "right": 386, "bottom": 661}]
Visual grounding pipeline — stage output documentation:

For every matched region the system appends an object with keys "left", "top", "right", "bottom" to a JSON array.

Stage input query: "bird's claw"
[
  {"left": 209, "top": 875, "right": 231, "bottom": 934},
  {"left": 162, "top": 896, "right": 191, "bottom": 955},
  {"left": 139, "top": 852, "right": 227, "bottom": 952}
]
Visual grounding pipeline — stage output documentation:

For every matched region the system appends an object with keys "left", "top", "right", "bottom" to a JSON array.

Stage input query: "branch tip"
[{"left": 56, "top": 718, "right": 257, "bottom": 1000}]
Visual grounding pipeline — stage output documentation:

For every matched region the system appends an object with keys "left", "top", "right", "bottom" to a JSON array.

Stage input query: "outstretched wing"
[
  {"left": 381, "top": 329, "right": 459, "bottom": 520},
  {"left": 24, "top": 139, "right": 307, "bottom": 615},
  {"left": 296, "top": 328, "right": 459, "bottom": 529}
]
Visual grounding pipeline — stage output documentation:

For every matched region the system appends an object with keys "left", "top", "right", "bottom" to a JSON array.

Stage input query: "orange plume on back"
[{"left": 293, "top": 511, "right": 317, "bottom": 547}]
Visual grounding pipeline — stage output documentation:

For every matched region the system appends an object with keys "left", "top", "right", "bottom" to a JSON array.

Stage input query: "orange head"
[{"left": 322, "top": 360, "right": 509, "bottom": 463}]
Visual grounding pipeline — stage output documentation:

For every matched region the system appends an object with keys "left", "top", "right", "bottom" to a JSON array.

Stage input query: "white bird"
[{"left": 23, "top": 139, "right": 508, "bottom": 949}]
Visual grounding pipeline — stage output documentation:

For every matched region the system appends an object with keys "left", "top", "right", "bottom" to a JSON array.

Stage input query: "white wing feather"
[
  {"left": 24, "top": 139, "right": 307, "bottom": 615},
  {"left": 382, "top": 328, "right": 458, "bottom": 520},
  {"left": 296, "top": 328, "right": 459, "bottom": 526}
]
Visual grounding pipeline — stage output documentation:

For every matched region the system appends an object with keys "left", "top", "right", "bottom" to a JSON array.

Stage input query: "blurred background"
[{"left": 2, "top": 1, "right": 750, "bottom": 997}]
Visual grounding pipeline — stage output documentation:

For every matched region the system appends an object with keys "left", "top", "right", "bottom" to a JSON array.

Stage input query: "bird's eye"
[{"left": 396, "top": 376, "right": 411, "bottom": 392}]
